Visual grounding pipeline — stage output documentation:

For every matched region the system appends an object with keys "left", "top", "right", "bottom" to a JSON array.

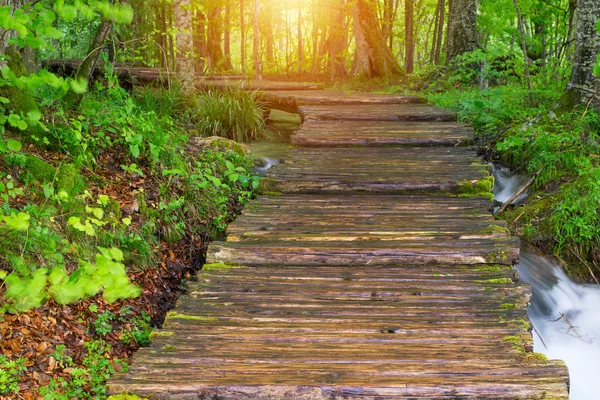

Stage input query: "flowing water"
[
  {"left": 496, "top": 165, "right": 600, "bottom": 399},
  {"left": 250, "top": 109, "right": 301, "bottom": 176},
  {"left": 517, "top": 250, "right": 600, "bottom": 399}
]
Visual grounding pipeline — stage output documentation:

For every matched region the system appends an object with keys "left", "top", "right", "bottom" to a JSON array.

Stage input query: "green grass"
[{"left": 196, "top": 86, "right": 269, "bottom": 142}]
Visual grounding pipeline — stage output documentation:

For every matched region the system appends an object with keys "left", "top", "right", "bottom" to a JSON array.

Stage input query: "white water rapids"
[{"left": 494, "top": 164, "right": 600, "bottom": 399}]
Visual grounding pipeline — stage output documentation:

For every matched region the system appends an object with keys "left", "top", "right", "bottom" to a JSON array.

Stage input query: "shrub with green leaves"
[
  {"left": 0, "top": 355, "right": 26, "bottom": 395},
  {"left": 196, "top": 87, "right": 268, "bottom": 142}
]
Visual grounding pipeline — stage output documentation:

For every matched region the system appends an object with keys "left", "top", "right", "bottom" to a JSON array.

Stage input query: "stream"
[
  {"left": 495, "top": 165, "right": 600, "bottom": 400},
  {"left": 250, "top": 109, "right": 300, "bottom": 176}
]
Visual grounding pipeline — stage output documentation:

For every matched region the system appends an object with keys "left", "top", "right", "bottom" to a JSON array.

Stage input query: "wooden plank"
[
  {"left": 298, "top": 104, "right": 456, "bottom": 122},
  {"left": 263, "top": 148, "right": 490, "bottom": 194},
  {"left": 109, "top": 265, "right": 568, "bottom": 399},
  {"left": 291, "top": 121, "right": 473, "bottom": 147}
]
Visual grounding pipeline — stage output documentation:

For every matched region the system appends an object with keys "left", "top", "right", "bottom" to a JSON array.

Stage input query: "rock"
[{"left": 187, "top": 136, "right": 250, "bottom": 156}]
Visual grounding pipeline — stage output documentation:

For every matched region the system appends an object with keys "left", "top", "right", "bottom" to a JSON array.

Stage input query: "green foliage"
[
  {"left": 0, "top": 355, "right": 26, "bottom": 394},
  {"left": 40, "top": 340, "right": 128, "bottom": 400},
  {"left": 196, "top": 87, "right": 268, "bottom": 142},
  {"left": 120, "top": 311, "right": 152, "bottom": 347},
  {"left": 551, "top": 167, "right": 600, "bottom": 256},
  {"left": 496, "top": 110, "right": 600, "bottom": 188}
]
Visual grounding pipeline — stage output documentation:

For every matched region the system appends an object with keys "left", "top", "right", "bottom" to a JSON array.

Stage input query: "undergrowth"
[{"left": 423, "top": 53, "right": 600, "bottom": 282}]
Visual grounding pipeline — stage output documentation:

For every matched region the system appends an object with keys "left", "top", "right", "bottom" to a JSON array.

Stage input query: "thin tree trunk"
[
  {"left": 253, "top": 0, "right": 262, "bottom": 79},
  {"left": 241, "top": 0, "right": 246, "bottom": 74},
  {"left": 434, "top": 0, "right": 445, "bottom": 64},
  {"left": 193, "top": 9, "right": 207, "bottom": 74},
  {"left": 329, "top": 0, "right": 346, "bottom": 78},
  {"left": 512, "top": 0, "right": 533, "bottom": 92},
  {"left": 404, "top": 0, "right": 414, "bottom": 73},
  {"left": 224, "top": 2, "right": 232, "bottom": 70},
  {"left": 75, "top": 20, "right": 113, "bottom": 84},
  {"left": 298, "top": 0, "right": 303, "bottom": 73},
  {"left": 207, "top": 6, "right": 224, "bottom": 71}
]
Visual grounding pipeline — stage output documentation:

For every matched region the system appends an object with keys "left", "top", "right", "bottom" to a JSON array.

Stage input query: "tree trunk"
[
  {"left": 253, "top": 0, "right": 262, "bottom": 79},
  {"left": 75, "top": 20, "right": 113, "bottom": 84},
  {"left": 434, "top": 0, "right": 445, "bottom": 64},
  {"left": 404, "top": 0, "right": 414, "bottom": 73},
  {"left": 445, "top": 0, "right": 477, "bottom": 64},
  {"left": 193, "top": 9, "right": 208, "bottom": 74},
  {"left": 241, "top": 0, "right": 246, "bottom": 74},
  {"left": 353, "top": 0, "right": 402, "bottom": 77},
  {"left": 298, "top": 0, "right": 303, "bottom": 73},
  {"left": 224, "top": 2, "right": 233, "bottom": 70},
  {"left": 207, "top": 6, "right": 225, "bottom": 71},
  {"left": 512, "top": 0, "right": 532, "bottom": 92},
  {"left": 382, "top": 0, "right": 394, "bottom": 50},
  {"left": 174, "top": 0, "right": 194, "bottom": 86},
  {"left": 328, "top": 0, "right": 346, "bottom": 78},
  {"left": 565, "top": 0, "right": 600, "bottom": 108}
]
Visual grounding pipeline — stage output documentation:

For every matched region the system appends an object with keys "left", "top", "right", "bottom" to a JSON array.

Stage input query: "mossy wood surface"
[
  {"left": 109, "top": 86, "right": 569, "bottom": 399},
  {"left": 292, "top": 121, "right": 473, "bottom": 147}
]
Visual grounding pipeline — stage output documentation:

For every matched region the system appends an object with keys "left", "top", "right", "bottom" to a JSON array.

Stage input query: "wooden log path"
[{"left": 109, "top": 83, "right": 569, "bottom": 399}]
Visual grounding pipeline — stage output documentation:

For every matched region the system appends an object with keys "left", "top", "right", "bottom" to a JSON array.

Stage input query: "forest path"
[{"left": 109, "top": 84, "right": 569, "bottom": 399}]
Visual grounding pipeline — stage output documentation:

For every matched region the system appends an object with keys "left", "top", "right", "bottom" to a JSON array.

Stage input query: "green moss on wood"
[
  {"left": 203, "top": 262, "right": 233, "bottom": 271},
  {"left": 107, "top": 395, "right": 148, "bottom": 400},
  {"left": 456, "top": 176, "right": 494, "bottom": 200},
  {"left": 165, "top": 311, "right": 217, "bottom": 321},
  {"left": 262, "top": 191, "right": 282, "bottom": 196},
  {"left": 149, "top": 331, "right": 175, "bottom": 340},
  {"left": 480, "top": 278, "right": 514, "bottom": 284},
  {"left": 258, "top": 178, "right": 280, "bottom": 194}
]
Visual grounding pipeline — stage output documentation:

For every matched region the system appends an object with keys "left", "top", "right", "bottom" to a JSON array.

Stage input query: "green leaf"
[
  {"left": 0, "top": 96, "right": 9, "bottom": 104},
  {"left": 69, "top": 77, "right": 88, "bottom": 94},
  {"left": 4, "top": 212, "right": 30, "bottom": 231},
  {"left": 6, "top": 139, "right": 21, "bottom": 152},
  {"left": 17, "top": 120, "right": 27, "bottom": 131}
]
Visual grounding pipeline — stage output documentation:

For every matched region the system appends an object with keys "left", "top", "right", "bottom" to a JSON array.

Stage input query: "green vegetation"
[
  {"left": 0, "top": 355, "right": 26, "bottom": 395},
  {"left": 196, "top": 87, "right": 269, "bottom": 142}
]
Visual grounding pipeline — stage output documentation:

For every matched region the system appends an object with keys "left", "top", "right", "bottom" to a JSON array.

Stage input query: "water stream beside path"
[
  {"left": 250, "top": 109, "right": 300, "bottom": 176},
  {"left": 496, "top": 166, "right": 600, "bottom": 399}
]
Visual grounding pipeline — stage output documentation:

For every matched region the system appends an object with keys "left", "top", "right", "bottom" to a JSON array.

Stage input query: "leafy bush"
[
  {"left": 0, "top": 355, "right": 26, "bottom": 395},
  {"left": 196, "top": 87, "right": 268, "bottom": 142}
]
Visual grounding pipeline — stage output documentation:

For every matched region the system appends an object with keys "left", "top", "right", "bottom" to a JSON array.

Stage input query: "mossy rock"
[
  {"left": 55, "top": 163, "right": 85, "bottom": 196},
  {"left": 258, "top": 178, "right": 280, "bottom": 194},
  {"left": 0, "top": 47, "right": 38, "bottom": 117},
  {"left": 23, "top": 155, "right": 57, "bottom": 183},
  {"left": 187, "top": 136, "right": 250, "bottom": 156}
]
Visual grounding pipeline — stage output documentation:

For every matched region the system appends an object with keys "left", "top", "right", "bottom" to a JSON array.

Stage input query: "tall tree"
[
  {"left": 405, "top": 0, "right": 414, "bottom": 73},
  {"left": 565, "top": 0, "right": 600, "bottom": 108},
  {"left": 174, "top": 0, "right": 194, "bottom": 86},
  {"left": 430, "top": 0, "right": 445, "bottom": 65},
  {"left": 207, "top": 5, "right": 225, "bottom": 71},
  {"left": 353, "top": 0, "right": 402, "bottom": 77},
  {"left": 253, "top": 0, "right": 262, "bottom": 78},
  {"left": 298, "top": 0, "right": 303, "bottom": 73},
  {"left": 223, "top": 1, "right": 233, "bottom": 70},
  {"left": 240, "top": 0, "right": 246, "bottom": 74},
  {"left": 328, "top": 0, "right": 346, "bottom": 78},
  {"left": 445, "top": 0, "right": 478, "bottom": 63}
]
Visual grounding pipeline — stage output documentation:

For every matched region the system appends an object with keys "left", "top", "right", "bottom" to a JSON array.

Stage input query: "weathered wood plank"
[
  {"left": 291, "top": 121, "right": 473, "bottom": 147},
  {"left": 298, "top": 104, "right": 456, "bottom": 122}
]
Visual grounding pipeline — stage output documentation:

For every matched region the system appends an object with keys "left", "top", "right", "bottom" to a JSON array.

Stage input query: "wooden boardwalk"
[{"left": 109, "top": 83, "right": 569, "bottom": 399}]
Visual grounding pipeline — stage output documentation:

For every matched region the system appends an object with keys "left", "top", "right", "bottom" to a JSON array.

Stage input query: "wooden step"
[
  {"left": 108, "top": 265, "right": 569, "bottom": 399},
  {"left": 298, "top": 104, "right": 456, "bottom": 122},
  {"left": 207, "top": 195, "right": 519, "bottom": 267},
  {"left": 291, "top": 121, "right": 473, "bottom": 147},
  {"left": 262, "top": 90, "right": 426, "bottom": 113},
  {"left": 262, "top": 147, "right": 491, "bottom": 194}
]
